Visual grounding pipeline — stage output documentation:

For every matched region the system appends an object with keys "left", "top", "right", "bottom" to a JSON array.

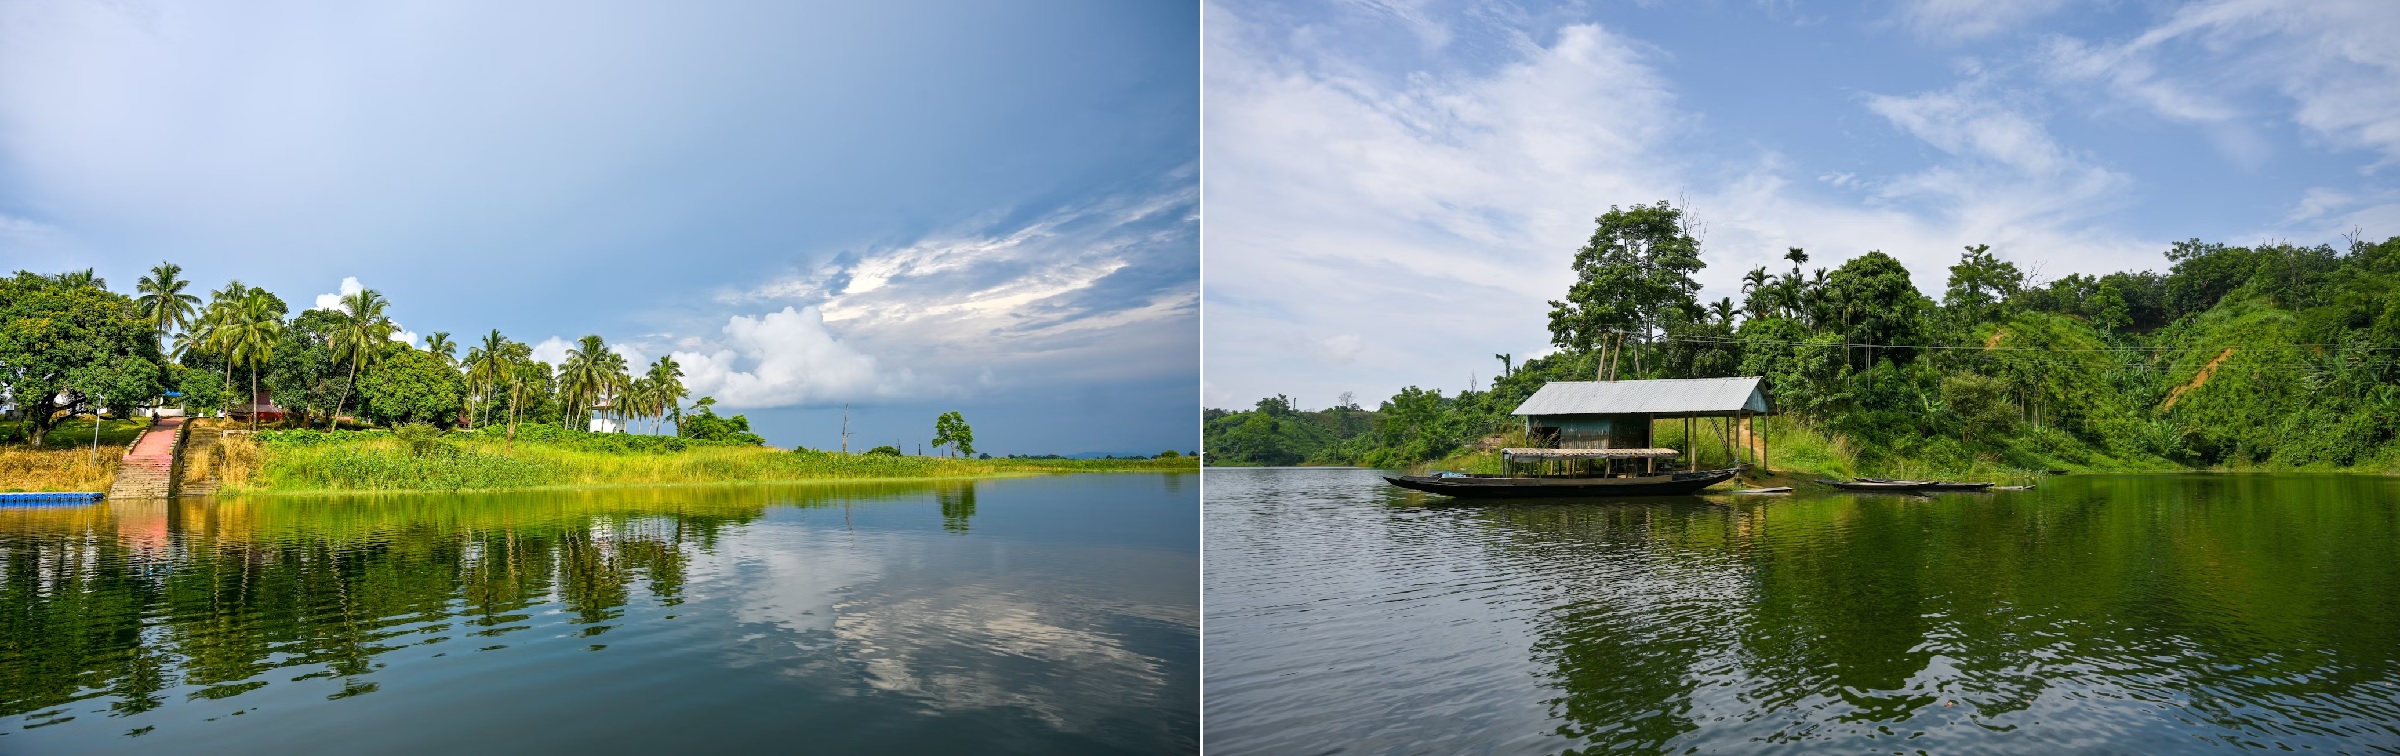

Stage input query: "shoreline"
[{"left": 219, "top": 468, "right": 1193, "bottom": 497}]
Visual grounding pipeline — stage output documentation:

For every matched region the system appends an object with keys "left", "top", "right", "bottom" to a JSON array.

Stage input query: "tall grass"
[
  {"left": 0, "top": 448, "right": 119, "bottom": 492},
  {"left": 229, "top": 426, "right": 1197, "bottom": 493}
]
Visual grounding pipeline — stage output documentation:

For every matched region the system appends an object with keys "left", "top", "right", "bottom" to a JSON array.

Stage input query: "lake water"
[
  {"left": 0, "top": 474, "right": 1197, "bottom": 754},
  {"left": 1203, "top": 468, "right": 2400, "bottom": 754}
]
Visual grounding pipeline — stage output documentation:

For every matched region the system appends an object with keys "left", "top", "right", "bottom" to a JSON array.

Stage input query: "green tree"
[
  {"left": 1546, "top": 201, "right": 1705, "bottom": 377},
  {"left": 223, "top": 292, "right": 285, "bottom": 431},
  {"left": 266, "top": 308, "right": 348, "bottom": 426},
  {"left": 677, "top": 396, "right": 764, "bottom": 445},
  {"left": 356, "top": 346, "right": 467, "bottom": 426},
  {"left": 932, "top": 411, "right": 975, "bottom": 457},
  {"left": 558, "top": 335, "right": 625, "bottom": 431},
  {"left": 1942, "top": 244, "right": 2024, "bottom": 326},
  {"left": 423, "top": 332, "right": 456, "bottom": 366},
  {"left": 1822, "top": 251, "right": 1932, "bottom": 365},
  {"left": 643, "top": 356, "right": 686, "bottom": 435},
  {"left": 135, "top": 261, "right": 201, "bottom": 354},
  {"left": 1940, "top": 372, "right": 2015, "bottom": 443},
  {"left": 2091, "top": 281, "right": 2130, "bottom": 333},
  {"left": 326, "top": 288, "right": 394, "bottom": 429},
  {"left": 0, "top": 272, "right": 164, "bottom": 446}
]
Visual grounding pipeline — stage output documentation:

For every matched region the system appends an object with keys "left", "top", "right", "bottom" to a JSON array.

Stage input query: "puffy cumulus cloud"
[
  {"left": 388, "top": 328, "right": 417, "bottom": 347},
  {"left": 313, "top": 276, "right": 366, "bottom": 311},
  {"left": 671, "top": 306, "right": 891, "bottom": 409},
  {"left": 528, "top": 336, "right": 570, "bottom": 368},
  {"left": 1201, "top": 2, "right": 2158, "bottom": 408}
]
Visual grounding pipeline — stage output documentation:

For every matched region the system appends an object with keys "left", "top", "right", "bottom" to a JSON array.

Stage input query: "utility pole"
[{"left": 841, "top": 403, "right": 850, "bottom": 453}]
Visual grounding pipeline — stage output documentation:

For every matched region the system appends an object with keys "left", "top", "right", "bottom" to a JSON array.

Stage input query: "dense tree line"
[
  {"left": 1206, "top": 202, "right": 2400, "bottom": 471},
  {"left": 2, "top": 264, "right": 767, "bottom": 446}
]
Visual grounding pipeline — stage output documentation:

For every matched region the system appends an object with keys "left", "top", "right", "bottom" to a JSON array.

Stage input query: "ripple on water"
[{"left": 1202, "top": 468, "right": 2400, "bottom": 754}]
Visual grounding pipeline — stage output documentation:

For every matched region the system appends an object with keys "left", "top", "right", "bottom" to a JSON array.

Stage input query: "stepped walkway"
[{"left": 106, "top": 417, "right": 183, "bottom": 500}]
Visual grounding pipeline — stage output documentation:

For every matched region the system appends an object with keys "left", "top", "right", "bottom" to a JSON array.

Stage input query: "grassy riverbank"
[
  {"left": 210, "top": 423, "right": 1197, "bottom": 493},
  {"left": 0, "top": 417, "right": 151, "bottom": 492},
  {"left": 1418, "top": 413, "right": 2398, "bottom": 485}
]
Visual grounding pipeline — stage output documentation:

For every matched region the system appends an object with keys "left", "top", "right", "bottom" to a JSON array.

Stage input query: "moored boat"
[
  {"left": 1817, "top": 479, "right": 1935, "bottom": 492},
  {"left": 1384, "top": 468, "right": 1738, "bottom": 498},
  {"left": 1857, "top": 477, "right": 1996, "bottom": 491}
]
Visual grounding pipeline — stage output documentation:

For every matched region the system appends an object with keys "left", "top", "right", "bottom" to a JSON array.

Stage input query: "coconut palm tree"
[
  {"left": 559, "top": 335, "right": 618, "bottom": 431},
  {"left": 467, "top": 329, "right": 511, "bottom": 429},
  {"left": 193, "top": 281, "right": 254, "bottom": 416},
  {"left": 223, "top": 292, "right": 284, "bottom": 431},
  {"left": 644, "top": 356, "right": 685, "bottom": 435},
  {"left": 55, "top": 268, "right": 104, "bottom": 289},
  {"left": 327, "top": 288, "right": 394, "bottom": 430},
  {"left": 503, "top": 342, "right": 536, "bottom": 451},
  {"left": 424, "top": 332, "right": 456, "bottom": 366},
  {"left": 135, "top": 262, "right": 202, "bottom": 353}
]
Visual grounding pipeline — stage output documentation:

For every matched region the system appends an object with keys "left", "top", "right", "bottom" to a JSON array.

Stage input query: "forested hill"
[{"left": 1203, "top": 202, "right": 2400, "bottom": 474}]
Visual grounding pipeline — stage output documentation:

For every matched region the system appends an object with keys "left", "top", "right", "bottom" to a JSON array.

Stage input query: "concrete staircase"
[{"left": 106, "top": 417, "right": 183, "bottom": 500}]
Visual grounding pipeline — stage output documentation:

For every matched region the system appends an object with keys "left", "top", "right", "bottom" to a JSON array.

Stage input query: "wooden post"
[{"left": 1762, "top": 413, "right": 1770, "bottom": 473}]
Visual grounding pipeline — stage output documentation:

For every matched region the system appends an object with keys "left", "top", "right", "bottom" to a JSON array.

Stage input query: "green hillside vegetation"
[{"left": 1204, "top": 201, "right": 2400, "bottom": 477}]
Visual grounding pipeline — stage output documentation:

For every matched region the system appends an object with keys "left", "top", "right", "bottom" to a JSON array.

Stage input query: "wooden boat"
[
  {"left": 1858, "top": 477, "right": 1996, "bottom": 491},
  {"left": 1817, "top": 479, "right": 1936, "bottom": 492},
  {"left": 0, "top": 491, "right": 105, "bottom": 505},
  {"left": 1384, "top": 468, "right": 1739, "bottom": 499}
]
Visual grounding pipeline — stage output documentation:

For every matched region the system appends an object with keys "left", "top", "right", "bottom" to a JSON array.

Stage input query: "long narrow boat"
[
  {"left": 1384, "top": 468, "right": 1738, "bottom": 499},
  {"left": 1816, "top": 479, "right": 1935, "bottom": 493},
  {"left": 0, "top": 492, "right": 105, "bottom": 505},
  {"left": 1857, "top": 477, "right": 1996, "bottom": 491}
]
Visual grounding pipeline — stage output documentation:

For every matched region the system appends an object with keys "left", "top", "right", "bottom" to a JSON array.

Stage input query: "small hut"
[{"left": 1506, "top": 376, "right": 1772, "bottom": 476}]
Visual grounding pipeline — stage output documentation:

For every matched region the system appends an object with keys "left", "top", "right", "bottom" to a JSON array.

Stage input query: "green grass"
[
  {"left": 0, "top": 417, "right": 152, "bottom": 449},
  {"left": 229, "top": 425, "right": 1197, "bottom": 493}
]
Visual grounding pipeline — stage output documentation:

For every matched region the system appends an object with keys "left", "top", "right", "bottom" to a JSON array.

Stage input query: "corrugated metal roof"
[{"left": 1511, "top": 377, "right": 1769, "bottom": 416}]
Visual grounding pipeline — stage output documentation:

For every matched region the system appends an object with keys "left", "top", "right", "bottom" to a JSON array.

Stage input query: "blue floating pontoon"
[{"left": 0, "top": 492, "right": 106, "bottom": 505}]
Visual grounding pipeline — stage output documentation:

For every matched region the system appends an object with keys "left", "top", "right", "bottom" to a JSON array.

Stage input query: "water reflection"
[
  {"left": 1204, "top": 470, "right": 2400, "bottom": 753},
  {"left": 1, "top": 476, "right": 1196, "bottom": 754}
]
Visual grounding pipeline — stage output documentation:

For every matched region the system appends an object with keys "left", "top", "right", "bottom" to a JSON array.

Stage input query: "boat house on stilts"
[{"left": 1505, "top": 376, "right": 1773, "bottom": 477}]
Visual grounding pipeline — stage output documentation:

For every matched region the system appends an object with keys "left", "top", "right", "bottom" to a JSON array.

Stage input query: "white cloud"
[
  {"left": 1897, "top": 0, "right": 2072, "bottom": 40},
  {"left": 672, "top": 306, "right": 888, "bottom": 408},
  {"left": 721, "top": 180, "right": 1197, "bottom": 394},
  {"left": 388, "top": 328, "right": 417, "bottom": 347},
  {"left": 2039, "top": 0, "right": 2400, "bottom": 166},
  {"left": 528, "top": 336, "right": 570, "bottom": 368},
  {"left": 312, "top": 276, "right": 365, "bottom": 311},
  {"left": 1201, "top": 3, "right": 2157, "bottom": 408}
]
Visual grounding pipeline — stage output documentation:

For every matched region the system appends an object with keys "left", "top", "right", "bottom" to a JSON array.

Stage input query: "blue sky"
[
  {"left": 0, "top": 0, "right": 1197, "bottom": 455},
  {"left": 1203, "top": 0, "right": 2400, "bottom": 410}
]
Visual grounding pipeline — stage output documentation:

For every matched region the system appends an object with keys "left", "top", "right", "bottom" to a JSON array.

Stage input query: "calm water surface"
[
  {"left": 1203, "top": 468, "right": 2400, "bottom": 754},
  {"left": 1, "top": 474, "right": 1197, "bottom": 754}
]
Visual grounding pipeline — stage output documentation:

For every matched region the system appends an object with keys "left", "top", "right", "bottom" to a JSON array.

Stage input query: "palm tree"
[
  {"left": 559, "top": 335, "right": 616, "bottom": 431},
  {"left": 424, "top": 332, "right": 456, "bottom": 366},
  {"left": 327, "top": 288, "right": 394, "bottom": 430},
  {"left": 1709, "top": 297, "right": 1737, "bottom": 328},
  {"left": 223, "top": 293, "right": 284, "bottom": 431},
  {"left": 56, "top": 268, "right": 104, "bottom": 289},
  {"left": 135, "top": 262, "right": 201, "bottom": 353},
  {"left": 642, "top": 356, "right": 685, "bottom": 435},
  {"left": 1740, "top": 266, "right": 1771, "bottom": 320},
  {"left": 503, "top": 344, "right": 536, "bottom": 452},
  {"left": 467, "top": 329, "right": 510, "bottom": 429},
  {"left": 194, "top": 280, "right": 254, "bottom": 417}
]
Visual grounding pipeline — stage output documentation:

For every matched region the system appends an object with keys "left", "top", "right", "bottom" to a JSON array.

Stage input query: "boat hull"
[{"left": 1384, "top": 469, "right": 1738, "bottom": 499}]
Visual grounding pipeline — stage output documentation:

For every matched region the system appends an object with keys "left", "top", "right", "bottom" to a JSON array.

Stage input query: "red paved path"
[{"left": 109, "top": 417, "right": 182, "bottom": 499}]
